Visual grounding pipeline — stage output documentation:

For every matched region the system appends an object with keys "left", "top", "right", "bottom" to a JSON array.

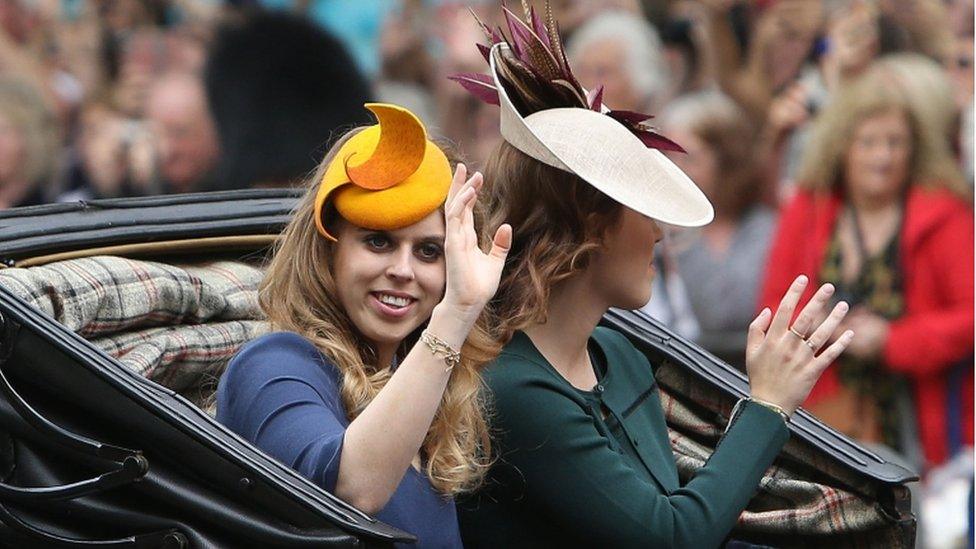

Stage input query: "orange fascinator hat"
[{"left": 314, "top": 103, "right": 453, "bottom": 240}]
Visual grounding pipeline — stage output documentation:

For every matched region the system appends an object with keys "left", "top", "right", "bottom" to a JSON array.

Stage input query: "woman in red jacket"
[{"left": 759, "top": 69, "right": 973, "bottom": 469}]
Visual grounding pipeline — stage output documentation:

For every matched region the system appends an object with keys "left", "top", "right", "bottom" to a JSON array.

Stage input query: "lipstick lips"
[{"left": 368, "top": 291, "right": 417, "bottom": 319}]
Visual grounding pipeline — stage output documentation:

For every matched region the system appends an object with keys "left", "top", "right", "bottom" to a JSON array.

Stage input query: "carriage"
[{"left": 0, "top": 190, "right": 915, "bottom": 547}]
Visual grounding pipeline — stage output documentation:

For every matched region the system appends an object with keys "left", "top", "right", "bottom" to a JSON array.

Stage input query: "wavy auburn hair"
[
  {"left": 259, "top": 129, "right": 497, "bottom": 495},
  {"left": 484, "top": 141, "right": 623, "bottom": 343}
]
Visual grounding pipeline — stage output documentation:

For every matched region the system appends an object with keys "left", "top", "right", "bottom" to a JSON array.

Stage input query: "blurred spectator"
[
  {"left": 433, "top": 3, "right": 499, "bottom": 168},
  {"left": 662, "top": 91, "right": 773, "bottom": 367},
  {"left": 877, "top": 0, "right": 955, "bottom": 62},
  {"left": 754, "top": 1, "right": 888, "bottom": 201},
  {"left": 59, "top": 101, "right": 148, "bottom": 201},
  {"left": 567, "top": 10, "right": 671, "bottom": 112},
  {"left": 758, "top": 69, "right": 972, "bottom": 470},
  {"left": 203, "top": 11, "right": 371, "bottom": 191},
  {"left": 946, "top": 30, "right": 974, "bottom": 186},
  {"left": 145, "top": 71, "right": 219, "bottom": 193},
  {"left": 0, "top": 77, "right": 57, "bottom": 208},
  {"left": 701, "top": 0, "right": 825, "bottom": 122},
  {"left": 657, "top": 1, "right": 718, "bottom": 100},
  {"left": 374, "top": 0, "right": 436, "bottom": 124},
  {"left": 111, "top": 27, "right": 170, "bottom": 118},
  {"left": 640, "top": 239, "right": 701, "bottom": 342},
  {"left": 872, "top": 54, "right": 958, "bottom": 153}
]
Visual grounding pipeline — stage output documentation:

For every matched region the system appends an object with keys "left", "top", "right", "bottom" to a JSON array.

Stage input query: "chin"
[{"left": 615, "top": 291, "right": 653, "bottom": 311}]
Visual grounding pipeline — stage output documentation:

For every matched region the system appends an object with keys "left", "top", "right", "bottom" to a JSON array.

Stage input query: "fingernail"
[
  {"left": 838, "top": 301, "right": 849, "bottom": 311},
  {"left": 823, "top": 284, "right": 834, "bottom": 295},
  {"left": 797, "top": 275, "right": 808, "bottom": 284},
  {"left": 763, "top": 307, "right": 771, "bottom": 317}
]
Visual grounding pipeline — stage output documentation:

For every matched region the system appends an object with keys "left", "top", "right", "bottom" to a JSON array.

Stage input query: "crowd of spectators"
[{"left": 0, "top": 0, "right": 970, "bottom": 545}]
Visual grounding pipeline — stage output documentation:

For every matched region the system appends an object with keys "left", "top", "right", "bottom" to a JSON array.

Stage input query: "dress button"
[{"left": 596, "top": 384, "right": 605, "bottom": 394}]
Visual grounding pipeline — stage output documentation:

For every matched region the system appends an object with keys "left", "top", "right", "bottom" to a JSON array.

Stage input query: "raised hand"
[
  {"left": 440, "top": 163, "right": 512, "bottom": 324},
  {"left": 745, "top": 275, "right": 854, "bottom": 415}
]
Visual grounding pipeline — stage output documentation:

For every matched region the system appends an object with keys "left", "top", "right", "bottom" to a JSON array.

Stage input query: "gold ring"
[
  {"left": 789, "top": 326, "right": 808, "bottom": 340},
  {"left": 804, "top": 338, "right": 817, "bottom": 352}
]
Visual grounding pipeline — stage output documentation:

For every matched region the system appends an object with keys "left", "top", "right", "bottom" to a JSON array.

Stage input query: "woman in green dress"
[{"left": 451, "top": 4, "right": 856, "bottom": 547}]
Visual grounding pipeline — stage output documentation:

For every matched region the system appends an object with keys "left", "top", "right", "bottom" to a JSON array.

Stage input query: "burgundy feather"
[
  {"left": 447, "top": 73, "right": 500, "bottom": 106},
  {"left": 634, "top": 130, "right": 686, "bottom": 153},
  {"left": 529, "top": 6, "right": 552, "bottom": 51},
  {"left": 586, "top": 85, "right": 604, "bottom": 111},
  {"left": 469, "top": 7, "right": 503, "bottom": 45},
  {"left": 451, "top": 1, "right": 684, "bottom": 153},
  {"left": 477, "top": 43, "right": 491, "bottom": 63},
  {"left": 607, "top": 110, "right": 653, "bottom": 125}
]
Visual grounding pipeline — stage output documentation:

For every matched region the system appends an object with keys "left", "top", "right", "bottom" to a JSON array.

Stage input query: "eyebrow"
[{"left": 355, "top": 228, "right": 445, "bottom": 243}]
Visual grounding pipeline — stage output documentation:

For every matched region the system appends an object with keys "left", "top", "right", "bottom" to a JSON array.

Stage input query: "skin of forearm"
[{"left": 334, "top": 305, "right": 475, "bottom": 513}]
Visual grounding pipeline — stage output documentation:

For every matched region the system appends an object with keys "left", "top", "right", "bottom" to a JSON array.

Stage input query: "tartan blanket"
[
  {"left": 0, "top": 256, "right": 269, "bottom": 403},
  {"left": 657, "top": 360, "right": 914, "bottom": 547},
  {"left": 0, "top": 255, "right": 912, "bottom": 544}
]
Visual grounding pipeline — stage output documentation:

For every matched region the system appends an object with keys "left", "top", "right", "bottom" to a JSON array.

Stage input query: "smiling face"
[
  {"left": 843, "top": 109, "right": 913, "bottom": 206},
  {"left": 331, "top": 210, "right": 446, "bottom": 363},
  {"left": 587, "top": 207, "right": 663, "bottom": 310}
]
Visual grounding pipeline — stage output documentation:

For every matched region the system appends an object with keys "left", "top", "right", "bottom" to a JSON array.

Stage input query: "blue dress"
[{"left": 217, "top": 331, "right": 462, "bottom": 549}]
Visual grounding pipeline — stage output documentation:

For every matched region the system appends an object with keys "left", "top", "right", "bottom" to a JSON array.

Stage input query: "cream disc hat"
[
  {"left": 451, "top": 3, "right": 713, "bottom": 227},
  {"left": 489, "top": 44, "right": 712, "bottom": 227}
]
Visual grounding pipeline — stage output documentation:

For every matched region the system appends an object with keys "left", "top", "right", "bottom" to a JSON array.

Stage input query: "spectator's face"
[
  {"left": 587, "top": 207, "right": 663, "bottom": 310},
  {"left": 146, "top": 80, "right": 219, "bottom": 192},
  {"left": 948, "top": 36, "right": 974, "bottom": 109},
  {"left": 664, "top": 128, "right": 717, "bottom": 199},
  {"left": 115, "top": 31, "right": 167, "bottom": 117},
  {"left": 0, "top": 113, "right": 25, "bottom": 184},
  {"left": 843, "top": 109, "right": 912, "bottom": 204},
  {"left": 575, "top": 38, "right": 642, "bottom": 111},
  {"left": 79, "top": 107, "right": 128, "bottom": 194},
  {"left": 331, "top": 212, "right": 446, "bottom": 361}
]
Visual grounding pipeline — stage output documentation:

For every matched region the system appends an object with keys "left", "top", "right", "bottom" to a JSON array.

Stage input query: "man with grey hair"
[
  {"left": 567, "top": 10, "right": 672, "bottom": 113},
  {"left": 145, "top": 72, "right": 220, "bottom": 194}
]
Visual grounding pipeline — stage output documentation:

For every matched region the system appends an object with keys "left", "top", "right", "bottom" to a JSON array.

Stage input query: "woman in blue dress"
[{"left": 217, "top": 103, "right": 511, "bottom": 548}]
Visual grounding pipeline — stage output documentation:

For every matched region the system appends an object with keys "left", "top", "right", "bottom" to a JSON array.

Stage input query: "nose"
[
  {"left": 650, "top": 219, "right": 664, "bottom": 244},
  {"left": 385, "top": 246, "right": 416, "bottom": 281}
]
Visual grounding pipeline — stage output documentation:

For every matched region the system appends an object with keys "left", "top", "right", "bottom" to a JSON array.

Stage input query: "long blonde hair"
[
  {"left": 796, "top": 68, "right": 968, "bottom": 198},
  {"left": 260, "top": 129, "right": 497, "bottom": 495}
]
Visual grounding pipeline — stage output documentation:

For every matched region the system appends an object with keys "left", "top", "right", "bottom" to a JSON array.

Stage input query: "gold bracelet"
[
  {"left": 420, "top": 330, "right": 461, "bottom": 373},
  {"left": 750, "top": 397, "right": 791, "bottom": 424}
]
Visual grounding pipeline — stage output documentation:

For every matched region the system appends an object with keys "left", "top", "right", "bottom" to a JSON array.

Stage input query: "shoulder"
[
  {"left": 221, "top": 331, "right": 341, "bottom": 393},
  {"left": 592, "top": 326, "right": 656, "bottom": 385},
  {"left": 592, "top": 326, "right": 645, "bottom": 364},
  {"left": 907, "top": 186, "right": 972, "bottom": 219},
  {"left": 483, "top": 334, "right": 581, "bottom": 415},
  {"left": 486, "top": 345, "right": 557, "bottom": 394},
  {"left": 904, "top": 186, "right": 974, "bottom": 245}
]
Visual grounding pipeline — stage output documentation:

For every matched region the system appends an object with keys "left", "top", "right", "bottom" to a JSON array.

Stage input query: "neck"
[
  {"left": 523, "top": 272, "right": 608, "bottom": 375},
  {"left": 847, "top": 188, "right": 902, "bottom": 214},
  {"left": 376, "top": 344, "right": 397, "bottom": 371}
]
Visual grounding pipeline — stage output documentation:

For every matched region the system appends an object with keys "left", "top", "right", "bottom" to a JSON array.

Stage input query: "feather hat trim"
[{"left": 451, "top": 2, "right": 712, "bottom": 227}]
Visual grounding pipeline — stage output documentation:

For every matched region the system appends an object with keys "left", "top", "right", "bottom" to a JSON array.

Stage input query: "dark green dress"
[{"left": 458, "top": 328, "right": 789, "bottom": 548}]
